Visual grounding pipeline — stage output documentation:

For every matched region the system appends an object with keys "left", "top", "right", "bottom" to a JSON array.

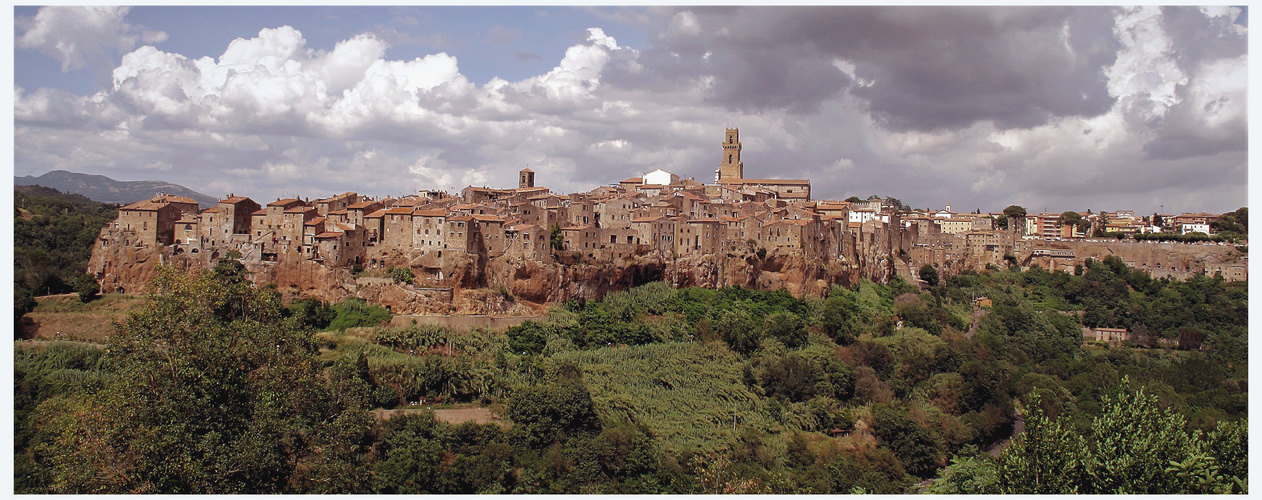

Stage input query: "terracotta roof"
[
  {"left": 621, "top": 177, "right": 642, "bottom": 183},
  {"left": 155, "top": 194, "right": 195, "bottom": 204},
  {"left": 720, "top": 178, "right": 811, "bottom": 185},
  {"left": 316, "top": 192, "right": 356, "bottom": 203},
  {"left": 327, "top": 209, "right": 348, "bottom": 215},
  {"left": 447, "top": 215, "right": 473, "bottom": 222},
  {"left": 348, "top": 200, "right": 379, "bottom": 209},
  {"left": 120, "top": 200, "right": 165, "bottom": 211},
  {"left": 413, "top": 209, "right": 447, "bottom": 217},
  {"left": 385, "top": 207, "right": 414, "bottom": 215},
  {"left": 631, "top": 216, "right": 663, "bottom": 223},
  {"left": 284, "top": 206, "right": 314, "bottom": 214},
  {"left": 471, "top": 214, "right": 505, "bottom": 222},
  {"left": 268, "top": 198, "right": 302, "bottom": 207},
  {"left": 365, "top": 209, "right": 387, "bottom": 218},
  {"left": 305, "top": 217, "right": 326, "bottom": 226},
  {"left": 220, "top": 196, "right": 252, "bottom": 204},
  {"left": 201, "top": 206, "right": 224, "bottom": 214},
  {"left": 314, "top": 231, "right": 342, "bottom": 239},
  {"left": 251, "top": 209, "right": 267, "bottom": 216}
]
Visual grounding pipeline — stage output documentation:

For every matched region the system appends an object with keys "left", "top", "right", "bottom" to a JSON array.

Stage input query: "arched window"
[{"left": 728, "top": 154, "right": 733, "bottom": 163}]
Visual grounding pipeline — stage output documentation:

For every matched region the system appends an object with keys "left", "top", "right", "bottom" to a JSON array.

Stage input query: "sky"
[{"left": 10, "top": 6, "right": 1250, "bottom": 215}]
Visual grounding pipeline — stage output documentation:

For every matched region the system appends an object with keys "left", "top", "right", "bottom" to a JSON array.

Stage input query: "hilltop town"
[{"left": 88, "top": 128, "right": 1247, "bottom": 313}]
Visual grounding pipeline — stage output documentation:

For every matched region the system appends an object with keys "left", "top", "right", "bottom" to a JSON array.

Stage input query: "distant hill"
[
  {"left": 15, "top": 185, "right": 106, "bottom": 207},
  {"left": 15, "top": 170, "right": 219, "bottom": 208}
]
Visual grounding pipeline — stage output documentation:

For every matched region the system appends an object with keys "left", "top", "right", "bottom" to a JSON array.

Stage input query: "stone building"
[
  {"left": 116, "top": 194, "right": 200, "bottom": 247},
  {"left": 412, "top": 209, "right": 447, "bottom": 253},
  {"left": 315, "top": 192, "right": 359, "bottom": 216},
  {"left": 716, "top": 127, "right": 744, "bottom": 182},
  {"left": 381, "top": 207, "right": 416, "bottom": 252}
]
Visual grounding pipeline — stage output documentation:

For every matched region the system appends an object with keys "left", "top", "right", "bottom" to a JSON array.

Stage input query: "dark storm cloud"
[
  {"left": 642, "top": 6, "right": 1121, "bottom": 131},
  {"left": 1159, "top": 7, "right": 1247, "bottom": 69},
  {"left": 1140, "top": 7, "right": 1248, "bottom": 160}
]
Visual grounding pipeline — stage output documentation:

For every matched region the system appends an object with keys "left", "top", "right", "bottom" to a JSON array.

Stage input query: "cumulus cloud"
[
  {"left": 12, "top": 7, "right": 1249, "bottom": 215},
  {"left": 17, "top": 6, "right": 166, "bottom": 78}
]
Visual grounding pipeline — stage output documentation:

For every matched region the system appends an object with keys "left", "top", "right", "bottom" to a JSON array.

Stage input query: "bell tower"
[
  {"left": 717, "top": 128, "right": 744, "bottom": 182},
  {"left": 519, "top": 168, "right": 535, "bottom": 189}
]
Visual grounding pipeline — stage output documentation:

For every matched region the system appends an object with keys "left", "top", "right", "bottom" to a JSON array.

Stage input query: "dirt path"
[
  {"left": 372, "top": 406, "right": 506, "bottom": 427},
  {"left": 966, "top": 307, "right": 989, "bottom": 338},
  {"left": 986, "top": 411, "right": 1025, "bottom": 457}
]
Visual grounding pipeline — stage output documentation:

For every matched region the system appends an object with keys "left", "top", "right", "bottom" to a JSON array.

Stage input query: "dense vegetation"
[
  {"left": 14, "top": 187, "right": 118, "bottom": 323},
  {"left": 14, "top": 256, "right": 1246, "bottom": 493}
]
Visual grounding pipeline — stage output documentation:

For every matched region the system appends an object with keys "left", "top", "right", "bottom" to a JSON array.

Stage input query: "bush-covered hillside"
[
  {"left": 14, "top": 187, "right": 117, "bottom": 324},
  {"left": 14, "top": 258, "right": 1247, "bottom": 493}
]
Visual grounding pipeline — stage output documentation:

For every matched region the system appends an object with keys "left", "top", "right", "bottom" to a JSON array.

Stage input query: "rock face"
[
  {"left": 88, "top": 229, "right": 165, "bottom": 295},
  {"left": 90, "top": 223, "right": 860, "bottom": 310},
  {"left": 89, "top": 222, "right": 1244, "bottom": 314}
]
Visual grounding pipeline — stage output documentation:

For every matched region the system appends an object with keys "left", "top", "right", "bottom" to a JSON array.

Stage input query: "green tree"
[
  {"left": 387, "top": 266, "right": 414, "bottom": 284},
  {"left": 995, "top": 392, "right": 1088, "bottom": 493},
  {"left": 30, "top": 267, "right": 343, "bottom": 493},
  {"left": 286, "top": 298, "right": 336, "bottom": 330},
  {"left": 918, "top": 264, "right": 939, "bottom": 287},
  {"left": 762, "top": 312, "right": 807, "bottom": 349},
  {"left": 871, "top": 403, "right": 941, "bottom": 478},
  {"left": 1057, "top": 211, "right": 1090, "bottom": 235},
  {"left": 551, "top": 223, "right": 564, "bottom": 251},
  {"left": 717, "top": 310, "right": 762, "bottom": 355},
  {"left": 926, "top": 450, "right": 999, "bottom": 494},
  {"left": 994, "top": 384, "right": 1245, "bottom": 494},
  {"left": 71, "top": 273, "right": 100, "bottom": 303},
  {"left": 995, "top": 214, "right": 1009, "bottom": 230},
  {"left": 1002, "top": 205, "right": 1027, "bottom": 219},
  {"left": 1093, "top": 212, "right": 1111, "bottom": 237},
  {"left": 507, "top": 378, "right": 603, "bottom": 449},
  {"left": 15, "top": 285, "right": 37, "bottom": 325},
  {"left": 372, "top": 412, "right": 460, "bottom": 493}
]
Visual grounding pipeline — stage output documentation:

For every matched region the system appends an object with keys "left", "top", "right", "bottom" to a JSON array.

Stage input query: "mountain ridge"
[{"left": 15, "top": 170, "right": 219, "bottom": 208}]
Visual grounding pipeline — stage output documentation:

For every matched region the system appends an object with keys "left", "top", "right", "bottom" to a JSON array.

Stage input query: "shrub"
[
  {"left": 287, "top": 298, "right": 336, "bottom": 330},
  {"left": 386, "top": 266, "right": 413, "bottom": 284},
  {"left": 71, "top": 273, "right": 100, "bottom": 303},
  {"left": 329, "top": 297, "right": 393, "bottom": 331}
]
